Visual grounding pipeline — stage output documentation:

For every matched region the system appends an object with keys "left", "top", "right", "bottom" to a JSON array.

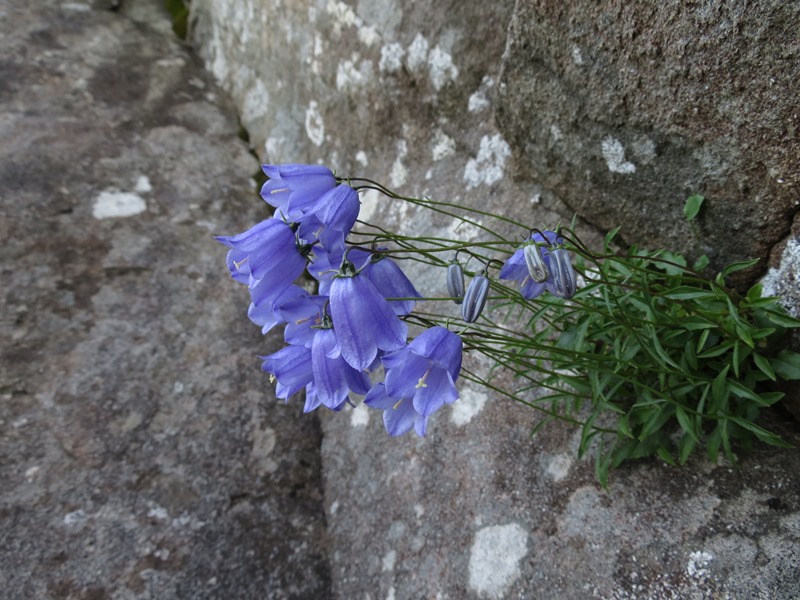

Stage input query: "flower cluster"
[
  {"left": 216, "top": 164, "right": 463, "bottom": 435},
  {"left": 499, "top": 230, "right": 577, "bottom": 300}
]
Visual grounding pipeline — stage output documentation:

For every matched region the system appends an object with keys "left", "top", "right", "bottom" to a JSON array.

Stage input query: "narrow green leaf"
[
  {"left": 664, "top": 287, "right": 716, "bottom": 300},
  {"left": 675, "top": 405, "right": 700, "bottom": 443},
  {"left": 721, "top": 258, "right": 760, "bottom": 278},
  {"left": 764, "top": 310, "right": 800, "bottom": 329},
  {"left": 681, "top": 317, "right": 717, "bottom": 331},
  {"left": 772, "top": 350, "right": 800, "bottom": 380},
  {"left": 699, "top": 342, "right": 733, "bottom": 359},
  {"left": 678, "top": 432, "right": 697, "bottom": 465},
  {"left": 657, "top": 446, "right": 677, "bottom": 466},
  {"left": 732, "top": 341, "right": 741, "bottom": 378},
  {"left": 649, "top": 330, "right": 681, "bottom": 369},
  {"left": 696, "top": 328, "right": 711, "bottom": 354},
  {"left": 706, "top": 423, "right": 723, "bottom": 463},
  {"left": 595, "top": 452, "right": 611, "bottom": 490},
  {"left": 734, "top": 324, "right": 754, "bottom": 348},
  {"left": 530, "top": 416, "right": 554, "bottom": 437},
  {"left": 711, "top": 366, "right": 730, "bottom": 405},
  {"left": 728, "top": 417, "right": 792, "bottom": 447},
  {"left": 728, "top": 381, "right": 768, "bottom": 406},
  {"left": 684, "top": 194, "right": 705, "bottom": 221},
  {"left": 720, "top": 419, "right": 735, "bottom": 464},
  {"left": 604, "top": 226, "right": 622, "bottom": 249},
  {"left": 616, "top": 414, "right": 634, "bottom": 439},
  {"left": 753, "top": 353, "right": 777, "bottom": 381}
]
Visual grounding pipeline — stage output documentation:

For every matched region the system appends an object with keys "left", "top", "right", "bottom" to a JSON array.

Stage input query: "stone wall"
[
  {"left": 497, "top": 0, "right": 800, "bottom": 282},
  {"left": 185, "top": 1, "right": 800, "bottom": 598}
]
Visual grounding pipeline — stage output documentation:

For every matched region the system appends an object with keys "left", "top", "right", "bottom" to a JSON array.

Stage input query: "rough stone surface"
[
  {"left": 0, "top": 1, "right": 329, "bottom": 598},
  {"left": 186, "top": 0, "right": 800, "bottom": 598},
  {"left": 496, "top": 0, "right": 800, "bottom": 280}
]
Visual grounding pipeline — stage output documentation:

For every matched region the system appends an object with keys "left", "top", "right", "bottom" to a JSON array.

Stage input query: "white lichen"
[
  {"left": 379, "top": 42, "right": 405, "bottom": 73},
  {"left": 601, "top": 136, "right": 636, "bottom": 174},
  {"left": 468, "top": 523, "right": 529, "bottom": 598},
  {"left": 428, "top": 45, "right": 458, "bottom": 90},
  {"left": 305, "top": 100, "right": 325, "bottom": 147},
  {"left": 464, "top": 134, "right": 511, "bottom": 189},
  {"left": 92, "top": 190, "right": 147, "bottom": 219}
]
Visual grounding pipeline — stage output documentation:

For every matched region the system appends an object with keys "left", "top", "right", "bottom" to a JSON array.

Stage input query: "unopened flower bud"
[
  {"left": 549, "top": 248, "right": 576, "bottom": 299},
  {"left": 523, "top": 242, "right": 549, "bottom": 283},
  {"left": 462, "top": 271, "right": 490, "bottom": 323},
  {"left": 447, "top": 262, "right": 465, "bottom": 304}
]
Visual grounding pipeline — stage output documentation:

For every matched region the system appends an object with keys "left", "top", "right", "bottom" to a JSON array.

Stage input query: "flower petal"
[
  {"left": 413, "top": 368, "right": 458, "bottom": 417},
  {"left": 382, "top": 397, "right": 417, "bottom": 437}
]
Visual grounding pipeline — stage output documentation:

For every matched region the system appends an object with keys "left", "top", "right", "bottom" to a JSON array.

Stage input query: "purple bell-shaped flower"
[
  {"left": 364, "top": 326, "right": 463, "bottom": 436},
  {"left": 260, "top": 163, "right": 337, "bottom": 221},
  {"left": 328, "top": 255, "right": 409, "bottom": 371}
]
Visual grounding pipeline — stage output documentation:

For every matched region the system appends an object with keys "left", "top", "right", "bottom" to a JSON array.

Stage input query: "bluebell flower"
[
  {"left": 360, "top": 253, "right": 421, "bottom": 316},
  {"left": 216, "top": 217, "right": 308, "bottom": 291},
  {"left": 329, "top": 257, "right": 408, "bottom": 371},
  {"left": 247, "top": 284, "right": 310, "bottom": 334},
  {"left": 262, "top": 312, "right": 371, "bottom": 411},
  {"left": 310, "top": 184, "right": 361, "bottom": 249},
  {"left": 260, "top": 164, "right": 337, "bottom": 220},
  {"left": 363, "top": 383, "right": 428, "bottom": 436},
  {"left": 364, "top": 326, "right": 462, "bottom": 435},
  {"left": 311, "top": 327, "right": 371, "bottom": 409},
  {"left": 307, "top": 245, "right": 371, "bottom": 295},
  {"left": 260, "top": 344, "right": 313, "bottom": 401},
  {"left": 499, "top": 230, "right": 562, "bottom": 299}
]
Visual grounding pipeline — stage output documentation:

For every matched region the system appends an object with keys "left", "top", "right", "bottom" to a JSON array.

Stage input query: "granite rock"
[
  {"left": 187, "top": 1, "right": 800, "bottom": 598},
  {"left": 0, "top": 1, "right": 329, "bottom": 598},
  {"left": 496, "top": 0, "right": 800, "bottom": 281}
]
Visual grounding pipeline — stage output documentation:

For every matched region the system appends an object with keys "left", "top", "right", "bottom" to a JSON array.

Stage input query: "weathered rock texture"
[
  {"left": 187, "top": 0, "right": 800, "bottom": 598},
  {"left": 497, "top": 0, "right": 800, "bottom": 278},
  {"left": 1, "top": 1, "right": 329, "bottom": 598}
]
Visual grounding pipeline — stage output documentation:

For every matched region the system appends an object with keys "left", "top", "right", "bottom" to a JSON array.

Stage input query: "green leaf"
[
  {"left": 764, "top": 310, "right": 800, "bottom": 329},
  {"left": 728, "top": 417, "right": 792, "bottom": 448},
  {"left": 753, "top": 353, "right": 777, "bottom": 381},
  {"left": 772, "top": 350, "right": 800, "bottom": 380},
  {"left": 699, "top": 342, "right": 733, "bottom": 359},
  {"left": 684, "top": 194, "right": 705, "bottom": 221},
  {"left": 604, "top": 226, "right": 622, "bottom": 249},
  {"left": 728, "top": 381, "right": 768, "bottom": 406},
  {"left": 707, "top": 423, "right": 723, "bottom": 463},
  {"left": 617, "top": 414, "right": 634, "bottom": 439},
  {"left": 696, "top": 328, "right": 711, "bottom": 354},
  {"left": 681, "top": 317, "right": 717, "bottom": 331},
  {"left": 664, "top": 286, "right": 716, "bottom": 300},
  {"left": 693, "top": 254, "right": 709, "bottom": 271},
  {"left": 759, "top": 391, "right": 785, "bottom": 406},
  {"left": 720, "top": 419, "right": 735, "bottom": 463},
  {"left": 721, "top": 258, "right": 760, "bottom": 278},
  {"left": 678, "top": 432, "right": 697, "bottom": 465},
  {"left": 657, "top": 446, "right": 677, "bottom": 466},
  {"left": 675, "top": 405, "right": 700, "bottom": 443},
  {"left": 711, "top": 366, "right": 730, "bottom": 405},
  {"left": 746, "top": 283, "right": 764, "bottom": 302}
]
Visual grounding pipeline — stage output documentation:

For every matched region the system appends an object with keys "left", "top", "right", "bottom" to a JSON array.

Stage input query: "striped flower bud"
[
  {"left": 549, "top": 248, "right": 577, "bottom": 299},
  {"left": 447, "top": 262, "right": 465, "bottom": 304},
  {"left": 461, "top": 271, "right": 490, "bottom": 323},
  {"left": 523, "top": 242, "right": 549, "bottom": 283}
]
